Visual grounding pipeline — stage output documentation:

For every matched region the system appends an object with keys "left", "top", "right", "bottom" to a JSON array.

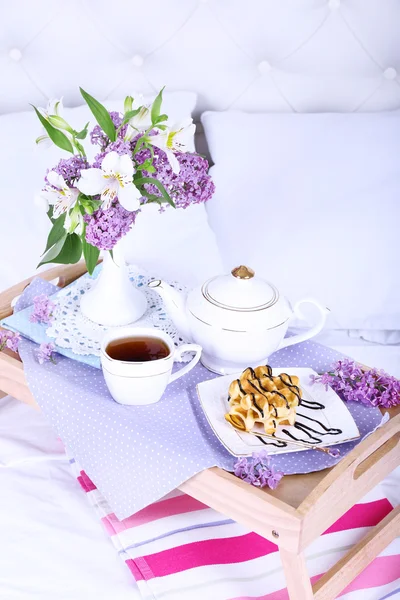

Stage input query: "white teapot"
[{"left": 148, "top": 266, "right": 329, "bottom": 375}]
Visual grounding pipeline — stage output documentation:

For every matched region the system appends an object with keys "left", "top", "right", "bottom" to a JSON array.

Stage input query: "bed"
[{"left": 1, "top": 1, "right": 399, "bottom": 598}]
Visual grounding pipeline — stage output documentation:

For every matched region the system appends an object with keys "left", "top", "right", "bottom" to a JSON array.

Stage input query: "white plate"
[{"left": 197, "top": 368, "right": 360, "bottom": 456}]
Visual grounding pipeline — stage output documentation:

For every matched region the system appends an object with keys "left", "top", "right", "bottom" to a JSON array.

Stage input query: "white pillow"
[
  {"left": 201, "top": 110, "right": 400, "bottom": 332},
  {"left": 1, "top": 92, "right": 223, "bottom": 291}
]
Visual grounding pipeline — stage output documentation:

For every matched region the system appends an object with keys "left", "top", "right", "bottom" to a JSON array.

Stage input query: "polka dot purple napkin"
[{"left": 15, "top": 279, "right": 383, "bottom": 520}]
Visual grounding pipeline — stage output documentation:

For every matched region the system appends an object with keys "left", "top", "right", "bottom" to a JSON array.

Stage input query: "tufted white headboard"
[{"left": 1, "top": 0, "right": 400, "bottom": 117}]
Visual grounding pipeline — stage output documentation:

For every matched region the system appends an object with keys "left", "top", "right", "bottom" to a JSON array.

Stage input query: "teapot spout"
[{"left": 148, "top": 280, "right": 191, "bottom": 341}]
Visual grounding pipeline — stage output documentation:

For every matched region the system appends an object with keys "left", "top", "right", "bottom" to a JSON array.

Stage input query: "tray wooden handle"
[
  {"left": 298, "top": 409, "right": 400, "bottom": 548},
  {"left": 353, "top": 430, "right": 400, "bottom": 480},
  {"left": 0, "top": 261, "right": 89, "bottom": 320},
  {"left": 0, "top": 263, "right": 90, "bottom": 408}
]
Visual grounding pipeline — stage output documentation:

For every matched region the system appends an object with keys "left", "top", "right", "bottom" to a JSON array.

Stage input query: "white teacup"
[{"left": 100, "top": 327, "right": 202, "bottom": 406}]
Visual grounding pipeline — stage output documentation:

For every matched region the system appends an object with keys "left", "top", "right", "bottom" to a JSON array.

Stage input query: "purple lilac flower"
[
  {"left": 90, "top": 111, "right": 127, "bottom": 150},
  {"left": 92, "top": 139, "right": 132, "bottom": 169},
  {"left": 310, "top": 359, "right": 400, "bottom": 409},
  {"left": 47, "top": 156, "right": 88, "bottom": 186},
  {"left": 29, "top": 294, "right": 56, "bottom": 324},
  {"left": 84, "top": 201, "right": 138, "bottom": 250},
  {"left": 233, "top": 450, "right": 284, "bottom": 489},
  {"left": 135, "top": 142, "right": 215, "bottom": 209},
  {"left": 35, "top": 342, "right": 56, "bottom": 365},
  {"left": 0, "top": 330, "right": 20, "bottom": 352}
]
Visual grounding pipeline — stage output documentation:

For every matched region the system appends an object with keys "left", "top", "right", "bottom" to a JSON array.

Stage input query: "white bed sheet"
[
  {"left": 0, "top": 339, "right": 399, "bottom": 599},
  {"left": 0, "top": 395, "right": 140, "bottom": 600}
]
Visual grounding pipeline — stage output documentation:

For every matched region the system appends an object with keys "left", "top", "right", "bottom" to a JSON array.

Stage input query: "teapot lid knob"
[{"left": 231, "top": 265, "right": 255, "bottom": 280}]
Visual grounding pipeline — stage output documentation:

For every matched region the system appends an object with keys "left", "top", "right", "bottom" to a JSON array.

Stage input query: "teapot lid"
[{"left": 202, "top": 265, "right": 279, "bottom": 311}]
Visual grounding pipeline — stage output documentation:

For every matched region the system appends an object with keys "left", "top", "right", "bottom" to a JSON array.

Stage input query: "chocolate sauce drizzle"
[
  {"left": 247, "top": 379, "right": 263, "bottom": 395},
  {"left": 297, "top": 412, "right": 342, "bottom": 435},
  {"left": 256, "top": 435, "right": 287, "bottom": 448},
  {"left": 250, "top": 377, "right": 291, "bottom": 409},
  {"left": 298, "top": 398, "right": 325, "bottom": 410},
  {"left": 237, "top": 379, "right": 246, "bottom": 396},
  {"left": 256, "top": 372, "right": 294, "bottom": 408},
  {"left": 260, "top": 400, "right": 343, "bottom": 448},
  {"left": 250, "top": 393, "right": 264, "bottom": 418},
  {"left": 283, "top": 424, "right": 322, "bottom": 444},
  {"left": 278, "top": 375, "right": 302, "bottom": 402},
  {"left": 281, "top": 411, "right": 343, "bottom": 445}
]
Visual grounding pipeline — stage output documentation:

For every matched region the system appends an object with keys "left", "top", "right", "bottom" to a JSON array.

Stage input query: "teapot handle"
[{"left": 278, "top": 298, "right": 330, "bottom": 351}]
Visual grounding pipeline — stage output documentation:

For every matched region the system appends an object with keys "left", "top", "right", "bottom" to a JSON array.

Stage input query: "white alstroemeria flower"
[
  {"left": 40, "top": 171, "right": 79, "bottom": 219},
  {"left": 124, "top": 105, "right": 152, "bottom": 141},
  {"left": 42, "top": 98, "right": 64, "bottom": 118},
  {"left": 77, "top": 151, "right": 141, "bottom": 211},
  {"left": 147, "top": 118, "right": 195, "bottom": 174},
  {"left": 36, "top": 98, "right": 65, "bottom": 148}
]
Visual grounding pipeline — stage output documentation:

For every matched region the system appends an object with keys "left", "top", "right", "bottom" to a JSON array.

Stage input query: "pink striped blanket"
[{"left": 72, "top": 460, "right": 400, "bottom": 600}]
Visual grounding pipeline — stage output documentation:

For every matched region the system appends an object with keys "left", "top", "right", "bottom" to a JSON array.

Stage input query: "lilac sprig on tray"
[
  {"left": 310, "top": 359, "right": 400, "bottom": 409},
  {"left": 0, "top": 330, "right": 20, "bottom": 353},
  {"left": 234, "top": 450, "right": 284, "bottom": 489},
  {"left": 35, "top": 342, "right": 56, "bottom": 365},
  {"left": 29, "top": 294, "right": 56, "bottom": 325}
]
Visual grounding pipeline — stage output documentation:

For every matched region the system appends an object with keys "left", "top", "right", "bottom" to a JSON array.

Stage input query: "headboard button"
[
  {"left": 132, "top": 54, "right": 144, "bottom": 67},
  {"left": 9, "top": 48, "right": 22, "bottom": 62},
  {"left": 384, "top": 67, "right": 397, "bottom": 80},
  {"left": 258, "top": 60, "right": 272, "bottom": 74}
]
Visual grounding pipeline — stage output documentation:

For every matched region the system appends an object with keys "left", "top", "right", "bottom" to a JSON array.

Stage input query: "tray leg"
[
  {"left": 280, "top": 548, "right": 314, "bottom": 600},
  {"left": 312, "top": 506, "right": 400, "bottom": 600}
]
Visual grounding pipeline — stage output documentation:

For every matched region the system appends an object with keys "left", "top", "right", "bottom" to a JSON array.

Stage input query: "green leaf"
[
  {"left": 79, "top": 88, "right": 116, "bottom": 142},
  {"left": 151, "top": 87, "right": 165, "bottom": 124},
  {"left": 47, "top": 206, "right": 55, "bottom": 223},
  {"left": 139, "top": 189, "right": 162, "bottom": 203},
  {"left": 134, "top": 176, "right": 175, "bottom": 207},
  {"left": 38, "top": 233, "right": 67, "bottom": 266},
  {"left": 133, "top": 136, "right": 146, "bottom": 154},
  {"left": 82, "top": 237, "right": 100, "bottom": 275},
  {"left": 73, "top": 139, "right": 86, "bottom": 156},
  {"left": 155, "top": 113, "right": 168, "bottom": 124},
  {"left": 124, "top": 96, "right": 134, "bottom": 113},
  {"left": 136, "top": 158, "right": 154, "bottom": 171},
  {"left": 75, "top": 122, "right": 90, "bottom": 139},
  {"left": 43, "top": 214, "right": 66, "bottom": 253},
  {"left": 79, "top": 195, "right": 101, "bottom": 215},
  {"left": 38, "top": 233, "right": 82, "bottom": 267},
  {"left": 32, "top": 106, "right": 74, "bottom": 154}
]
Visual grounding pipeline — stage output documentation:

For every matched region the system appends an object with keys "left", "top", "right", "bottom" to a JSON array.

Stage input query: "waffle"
[{"left": 225, "top": 365, "right": 301, "bottom": 435}]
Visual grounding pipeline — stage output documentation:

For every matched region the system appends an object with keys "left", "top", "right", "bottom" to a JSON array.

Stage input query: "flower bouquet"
[{"left": 33, "top": 88, "right": 214, "bottom": 325}]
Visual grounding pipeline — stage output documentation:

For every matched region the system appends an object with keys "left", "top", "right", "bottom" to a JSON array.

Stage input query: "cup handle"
[
  {"left": 278, "top": 298, "right": 330, "bottom": 351},
  {"left": 169, "top": 344, "right": 202, "bottom": 383}
]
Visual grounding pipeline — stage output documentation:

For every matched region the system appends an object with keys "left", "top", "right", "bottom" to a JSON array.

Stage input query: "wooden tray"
[{"left": 1, "top": 262, "right": 399, "bottom": 600}]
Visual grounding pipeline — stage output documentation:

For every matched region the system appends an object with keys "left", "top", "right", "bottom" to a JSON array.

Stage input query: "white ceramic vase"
[{"left": 80, "top": 241, "right": 147, "bottom": 326}]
